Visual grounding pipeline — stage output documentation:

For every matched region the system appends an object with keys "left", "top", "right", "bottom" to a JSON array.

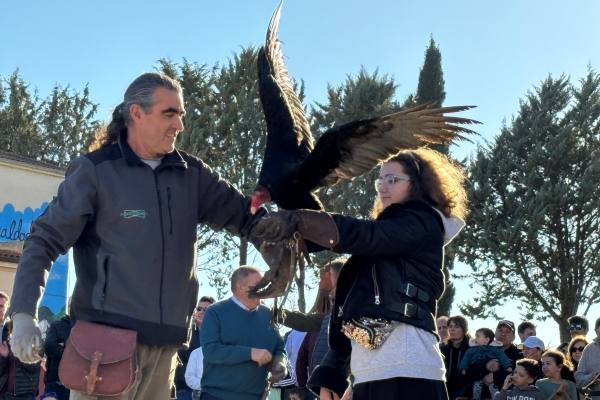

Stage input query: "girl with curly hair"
[{"left": 256, "top": 147, "right": 468, "bottom": 399}]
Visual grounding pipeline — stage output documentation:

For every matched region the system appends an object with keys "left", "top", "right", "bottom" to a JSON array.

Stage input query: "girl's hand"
[{"left": 320, "top": 387, "right": 341, "bottom": 400}]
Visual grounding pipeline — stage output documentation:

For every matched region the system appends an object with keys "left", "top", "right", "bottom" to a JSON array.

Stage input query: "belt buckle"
[
  {"left": 403, "top": 302, "right": 416, "bottom": 317},
  {"left": 405, "top": 282, "right": 417, "bottom": 298}
]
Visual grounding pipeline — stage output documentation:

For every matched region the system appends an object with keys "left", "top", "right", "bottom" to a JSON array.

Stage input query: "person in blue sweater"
[{"left": 200, "top": 266, "right": 287, "bottom": 400}]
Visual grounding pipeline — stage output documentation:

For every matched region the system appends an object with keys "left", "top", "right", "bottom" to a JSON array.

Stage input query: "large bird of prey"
[
  {"left": 248, "top": 3, "right": 479, "bottom": 299},
  {"left": 250, "top": 3, "right": 479, "bottom": 214}
]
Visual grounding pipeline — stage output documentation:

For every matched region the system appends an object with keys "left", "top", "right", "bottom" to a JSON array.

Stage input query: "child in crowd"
[
  {"left": 536, "top": 350, "right": 578, "bottom": 400},
  {"left": 494, "top": 359, "right": 544, "bottom": 400},
  {"left": 288, "top": 387, "right": 307, "bottom": 400},
  {"left": 460, "top": 327, "right": 513, "bottom": 399}
]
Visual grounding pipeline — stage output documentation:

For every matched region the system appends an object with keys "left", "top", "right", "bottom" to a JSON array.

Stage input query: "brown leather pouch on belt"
[{"left": 58, "top": 320, "right": 137, "bottom": 396}]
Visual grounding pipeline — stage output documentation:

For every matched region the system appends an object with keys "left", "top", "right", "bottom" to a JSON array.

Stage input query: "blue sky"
[{"left": 3, "top": 0, "right": 600, "bottom": 344}]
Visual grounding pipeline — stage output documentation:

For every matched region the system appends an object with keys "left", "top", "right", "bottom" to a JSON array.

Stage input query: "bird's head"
[{"left": 250, "top": 186, "right": 272, "bottom": 214}]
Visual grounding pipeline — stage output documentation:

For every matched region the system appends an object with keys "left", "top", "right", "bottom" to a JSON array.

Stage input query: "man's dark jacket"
[
  {"left": 308, "top": 201, "right": 445, "bottom": 396},
  {"left": 10, "top": 134, "right": 255, "bottom": 346}
]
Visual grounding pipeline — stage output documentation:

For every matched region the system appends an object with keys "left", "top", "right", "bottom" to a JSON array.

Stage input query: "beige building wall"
[
  {"left": 0, "top": 152, "right": 65, "bottom": 297},
  {"left": 0, "top": 156, "right": 65, "bottom": 210},
  {"left": 0, "top": 261, "right": 17, "bottom": 294}
]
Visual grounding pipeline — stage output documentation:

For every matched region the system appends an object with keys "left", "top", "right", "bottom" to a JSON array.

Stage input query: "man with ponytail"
[{"left": 8, "top": 72, "right": 267, "bottom": 399}]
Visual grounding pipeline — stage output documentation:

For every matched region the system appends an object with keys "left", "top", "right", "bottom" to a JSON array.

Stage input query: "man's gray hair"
[{"left": 230, "top": 265, "right": 262, "bottom": 292}]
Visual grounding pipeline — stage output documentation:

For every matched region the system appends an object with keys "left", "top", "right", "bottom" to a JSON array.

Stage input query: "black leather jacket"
[{"left": 309, "top": 200, "right": 446, "bottom": 396}]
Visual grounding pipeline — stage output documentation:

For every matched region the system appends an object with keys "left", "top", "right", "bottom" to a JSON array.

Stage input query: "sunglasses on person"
[
  {"left": 571, "top": 346, "right": 586, "bottom": 352},
  {"left": 569, "top": 324, "right": 584, "bottom": 331},
  {"left": 196, "top": 306, "right": 209, "bottom": 312},
  {"left": 375, "top": 174, "right": 411, "bottom": 189}
]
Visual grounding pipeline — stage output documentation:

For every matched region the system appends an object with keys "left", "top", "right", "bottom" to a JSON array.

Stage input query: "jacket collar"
[{"left": 118, "top": 129, "right": 187, "bottom": 170}]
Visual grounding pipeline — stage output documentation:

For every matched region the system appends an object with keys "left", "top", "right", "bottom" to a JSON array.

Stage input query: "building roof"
[
  {"left": 0, "top": 150, "right": 65, "bottom": 174},
  {"left": 0, "top": 241, "right": 23, "bottom": 263},
  {"left": 0, "top": 248, "right": 20, "bottom": 263}
]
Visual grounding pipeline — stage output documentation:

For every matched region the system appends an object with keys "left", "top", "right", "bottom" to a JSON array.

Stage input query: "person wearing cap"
[
  {"left": 522, "top": 336, "right": 545, "bottom": 362},
  {"left": 522, "top": 336, "right": 545, "bottom": 382},
  {"left": 463, "top": 320, "right": 523, "bottom": 399}
]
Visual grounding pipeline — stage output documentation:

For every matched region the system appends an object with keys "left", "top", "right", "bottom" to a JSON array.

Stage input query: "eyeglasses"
[
  {"left": 196, "top": 306, "right": 209, "bottom": 312},
  {"left": 374, "top": 174, "right": 411, "bottom": 190},
  {"left": 569, "top": 324, "right": 584, "bottom": 331},
  {"left": 571, "top": 346, "right": 586, "bottom": 352}
]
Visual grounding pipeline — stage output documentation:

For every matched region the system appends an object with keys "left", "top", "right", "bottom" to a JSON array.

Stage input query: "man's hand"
[
  {"left": 320, "top": 387, "right": 341, "bottom": 400},
  {"left": 486, "top": 359, "right": 500, "bottom": 372},
  {"left": 251, "top": 348, "right": 273, "bottom": 366},
  {"left": 10, "top": 313, "right": 43, "bottom": 364}
]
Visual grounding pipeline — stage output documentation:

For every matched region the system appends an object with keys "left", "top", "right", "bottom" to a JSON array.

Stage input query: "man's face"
[
  {"left": 522, "top": 345, "right": 542, "bottom": 360},
  {"left": 130, "top": 88, "right": 185, "bottom": 158},
  {"left": 495, "top": 325, "right": 514, "bottom": 347},
  {"left": 569, "top": 323, "right": 586, "bottom": 338},
  {"left": 237, "top": 272, "right": 263, "bottom": 309},
  {"left": 0, "top": 298, "right": 6, "bottom": 322},
  {"left": 192, "top": 301, "right": 212, "bottom": 327},
  {"left": 437, "top": 317, "right": 449, "bottom": 340},
  {"left": 518, "top": 327, "right": 535, "bottom": 342}
]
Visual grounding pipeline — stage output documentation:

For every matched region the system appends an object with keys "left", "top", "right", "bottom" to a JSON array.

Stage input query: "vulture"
[{"left": 249, "top": 3, "right": 479, "bottom": 299}]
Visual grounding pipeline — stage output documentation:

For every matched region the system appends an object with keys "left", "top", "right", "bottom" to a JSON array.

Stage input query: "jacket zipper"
[
  {"left": 154, "top": 173, "right": 165, "bottom": 325},
  {"left": 371, "top": 264, "right": 381, "bottom": 305},
  {"left": 338, "top": 275, "right": 359, "bottom": 318},
  {"left": 167, "top": 187, "right": 173, "bottom": 235},
  {"left": 102, "top": 257, "right": 110, "bottom": 304}
]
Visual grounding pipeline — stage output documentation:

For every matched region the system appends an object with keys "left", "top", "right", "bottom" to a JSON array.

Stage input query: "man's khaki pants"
[{"left": 69, "top": 344, "right": 177, "bottom": 400}]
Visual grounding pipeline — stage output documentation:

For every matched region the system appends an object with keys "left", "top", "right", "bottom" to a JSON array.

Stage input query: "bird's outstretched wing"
[
  {"left": 257, "top": 2, "right": 313, "bottom": 188},
  {"left": 295, "top": 104, "right": 480, "bottom": 190}
]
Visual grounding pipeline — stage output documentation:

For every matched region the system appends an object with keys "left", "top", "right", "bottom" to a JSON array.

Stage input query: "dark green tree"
[
  {"left": 457, "top": 70, "right": 600, "bottom": 342},
  {"left": 0, "top": 72, "right": 42, "bottom": 157},
  {"left": 38, "top": 85, "right": 100, "bottom": 166},
  {"left": 0, "top": 70, "right": 100, "bottom": 167}
]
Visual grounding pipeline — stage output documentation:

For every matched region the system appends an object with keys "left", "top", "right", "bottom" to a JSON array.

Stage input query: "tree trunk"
[{"left": 239, "top": 238, "right": 248, "bottom": 266}]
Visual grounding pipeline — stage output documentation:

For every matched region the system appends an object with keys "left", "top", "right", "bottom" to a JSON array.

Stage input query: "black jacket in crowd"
[
  {"left": 44, "top": 315, "right": 73, "bottom": 384},
  {"left": 0, "top": 347, "right": 40, "bottom": 397},
  {"left": 440, "top": 337, "right": 472, "bottom": 399},
  {"left": 174, "top": 324, "right": 201, "bottom": 392},
  {"left": 308, "top": 201, "right": 446, "bottom": 396}
]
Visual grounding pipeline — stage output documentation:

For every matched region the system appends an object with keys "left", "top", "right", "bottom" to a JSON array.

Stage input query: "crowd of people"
[
  {"left": 2, "top": 70, "right": 600, "bottom": 400},
  {"left": 436, "top": 314, "right": 600, "bottom": 400}
]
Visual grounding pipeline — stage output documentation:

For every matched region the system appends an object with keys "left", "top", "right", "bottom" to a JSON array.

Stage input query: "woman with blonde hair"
[{"left": 254, "top": 148, "right": 467, "bottom": 399}]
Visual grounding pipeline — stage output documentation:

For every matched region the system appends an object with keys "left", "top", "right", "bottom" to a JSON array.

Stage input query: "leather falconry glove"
[
  {"left": 251, "top": 209, "right": 339, "bottom": 249},
  {"left": 10, "top": 312, "right": 43, "bottom": 364}
]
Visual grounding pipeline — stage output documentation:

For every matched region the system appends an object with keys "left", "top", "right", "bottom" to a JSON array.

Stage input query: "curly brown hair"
[{"left": 370, "top": 148, "right": 467, "bottom": 219}]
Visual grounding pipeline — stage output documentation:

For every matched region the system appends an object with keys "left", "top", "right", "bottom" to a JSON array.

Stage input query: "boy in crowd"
[{"left": 494, "top": 359, "right": 544, "bottom": 400}]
